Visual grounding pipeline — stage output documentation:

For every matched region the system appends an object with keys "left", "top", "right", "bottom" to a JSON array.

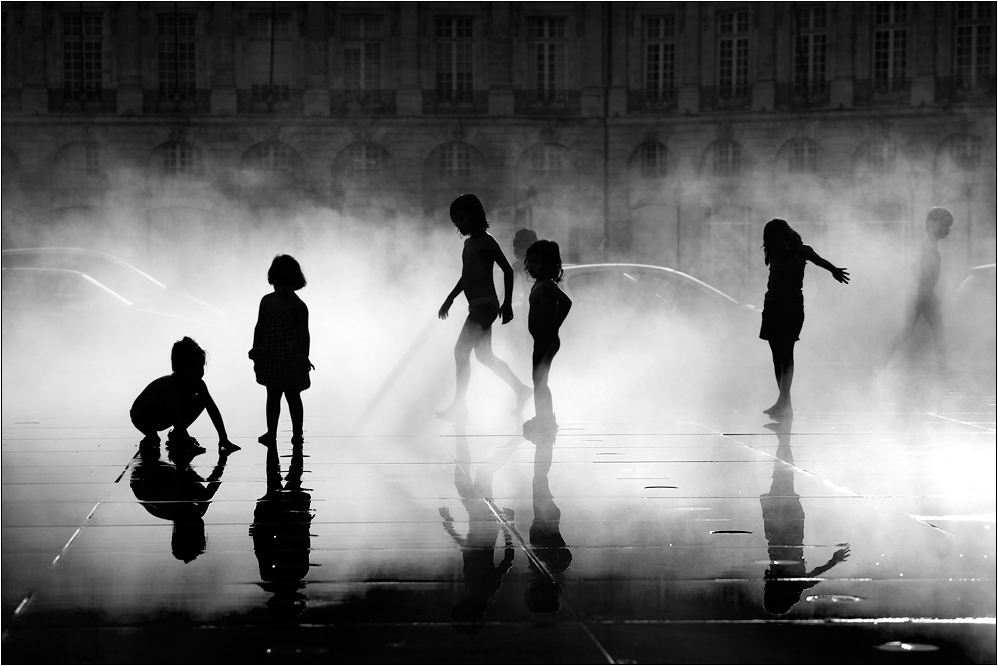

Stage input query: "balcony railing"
[
  {"left": 49, "top": 88, "right": 117, "bottom": 113},
  {"left": 513, "top": 90, "right": 581, "bottom": 116},
  {"left": 701, "top": 85, "right": 751, "bottom": 111},
  {"left": 775, "top": 81, "right": 830, "bottom": 109},
  {"left": 236, "top": 88, "right": 304, "bottom": 114},
  {"left": 854, "top": 78, "right": 911, "bottom": 105},
  {"left": 627, "top": 88, "right": 678, "bottom": 113},
  {"left": 331, "top": 90, "right": 397, "bottom": 115},
  {"left": 142, "top": 89, "right": 211, "bottom": 114},
  {"left": 423, "top": 90, "right": 488, "bottom": 115}
]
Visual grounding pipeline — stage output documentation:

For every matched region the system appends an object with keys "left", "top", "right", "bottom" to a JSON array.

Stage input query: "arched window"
[
  {"left": 856, "top": 137, "right": 898, "bottom": 174},
  {"left": 635, "top": 142, "right": 668, "bottom": 178},
  {"left": 707, "top": 140, "right": 742, "bottom": 177},
  {"left": 529, "top": 144, "right": 570, "bottom": 177},
  {"left": 440, "top": 142, "right": 473, "bottom": 177},
  {"left": 346, "top": 142, "right": 383, "bottom": 176},
  {"left": 786, "top": 138, "right": 819, "bottom": 173},
  {"left": 246, "top": 142, "right": 293, "bottom": 173},
  {"left": 54, "top": 141, "right": 104, "bottom": 179},
  {"left": 948, "top": 134, "right": 983, "bottom": 170},
  {"left": 152, "top": 141, "right": 199, "bottom": 176}
]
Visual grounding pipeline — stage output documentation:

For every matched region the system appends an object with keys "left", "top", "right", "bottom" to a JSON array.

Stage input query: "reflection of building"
[{"left": 1, "top": 3, "right": 994, "bottom": 293}]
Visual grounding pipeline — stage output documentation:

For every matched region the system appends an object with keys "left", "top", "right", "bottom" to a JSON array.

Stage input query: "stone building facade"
[{"left": 1, "top": 2, "right": 994, "bottom": 298}]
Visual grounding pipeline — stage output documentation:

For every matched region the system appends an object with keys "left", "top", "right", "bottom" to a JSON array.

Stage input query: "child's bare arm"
[
  {"left": 298, "top": 303, "right": 313, "bottom": 369},
  {"left": 251, "top": 298, "right": 267, "bottom": 354},
  {"left": 492, "top": 238, "right": 515, "bottom": 324},
  {"left": 805, "top": 247, "right": 850, "bottom": 284},
  {"left": 555, "top": 288, "right": 573, "bottom": 327},
  {"left": 439, "top": 279, "right": 464, "bottom": 319},
  {"left": 202, "top": 387, "right": 231, "bottom": 444}
]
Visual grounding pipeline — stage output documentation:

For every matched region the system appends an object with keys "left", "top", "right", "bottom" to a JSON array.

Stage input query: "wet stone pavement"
[{"left": 2, "top": 394, "right": 996, "bottom": 664}]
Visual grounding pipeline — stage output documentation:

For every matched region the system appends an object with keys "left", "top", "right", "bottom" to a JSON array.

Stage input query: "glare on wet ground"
[{"left": 2, "top": 392, "right": 996, "bottom": 663}]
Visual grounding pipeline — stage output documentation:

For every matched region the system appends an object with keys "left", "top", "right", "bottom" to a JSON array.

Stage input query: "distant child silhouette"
[
  {"left": 759, "top": 219, "right": 849, "bottom": 418},
  {"left": 130, "top": 336, "right": 238, "bottom": 453},
  {"left": 437, "top": 194, "right": 532, "bottom": 422},
  {"left": 250, "top": 255, "right": 313, "bottom": 445},
  {"left": 522, "top": 240, "right": 572, "bottom": 436},
  {"left": 884, "top": 207, "right": 954, "bottom": 373}
]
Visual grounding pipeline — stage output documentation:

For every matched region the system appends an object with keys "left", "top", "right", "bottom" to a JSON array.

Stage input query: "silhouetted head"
[
  {"left": 524, "top": 240, "right": 564, "bottom": 283},
  {"left": 926, "top": 207, "right": 954, "bottom": 239},
  {"left": 762, "top": 218, "right": 804, "bottom": 266},
  {"left": 171, "top": 337, "right": 206, "bottom": 377},
  {"left": 513, "top": 228, "right": 539, "bottom": 260},
  {"left": 268, "top": 254, "right": 307, "bottom": 290},
  {"left": 172, "top": 519, "right": 207, "bottom": 563},
  {"left": 450, "top": 193, "right": 488, "bottom": 235}
]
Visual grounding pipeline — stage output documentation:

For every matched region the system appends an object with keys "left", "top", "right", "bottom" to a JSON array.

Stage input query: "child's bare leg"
[
  {"left": 438, "top": 318, "right": 480, "bottom": 420},
  {"left": 883, "top": 301, "right": 921, "bottom": 366},
  {"left": 533, "top": 362, "right": 553, "bottom": 418},
  {"left": 286, "top": 390, "right": 304, "bottom": 443},
  {"left": 474, "top": 328, "right": 532, "bottom": 410},
  {"left": 924, "top": 299, "right": 947, "bottom": 371},
  {"left": 260, "top": 387, "right": 281, "bottom": 444},
  {"left": 765, "top": 340, "right": 794, "bottom": 416}
]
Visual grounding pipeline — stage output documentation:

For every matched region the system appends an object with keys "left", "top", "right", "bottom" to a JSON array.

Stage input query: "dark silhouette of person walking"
[
  {"left": 437, "top": 194, "right": 532, "bottom": 422},
  {"left": 250, "top": 254, "right": 314, "bottom": 445},
  {"left": 759, "top": 219, "right": 849, "bottom": 418},
  {"left": 883, "top": 207, "right": 954, "bottom": 373}
]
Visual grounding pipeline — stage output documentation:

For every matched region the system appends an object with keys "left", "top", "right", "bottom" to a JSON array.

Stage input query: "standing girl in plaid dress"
[{"left": 250, "top": 255, "right": 314, "bottom": 445}]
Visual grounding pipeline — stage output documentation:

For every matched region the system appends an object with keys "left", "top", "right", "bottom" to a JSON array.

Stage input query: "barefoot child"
[
  {"left": 438, "top": 194, "right": 532, "bottom": 421},
  {"left": 250, "top": 255, "right": 313, "bottom": 444},
  {"left": 760, "top": 219, "right": 849, "bottom": 418},
  {"left": 523, "top": 240, "right": 572, "bottom": 432},
  {"left": 130, "top": 336, "right": 238, "bottom": 452},
  {"left": 884, "top": 207, "right": 954, "bottom": 372}
]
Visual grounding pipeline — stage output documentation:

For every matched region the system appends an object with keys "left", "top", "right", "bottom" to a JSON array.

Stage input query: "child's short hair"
[
  {"left": 524, "top": 239, "right": 565, "bottom": 283},
  {"left": 268, "top": 254, "right": 307, "bottom": 290},
  {"left": 762, "top": 218, "right": 803, "bottom": 266},
  {"left": 513, "top": 228, "right": 539, "bottom": 254},
  {"left": 171, "top": 336, "right": 206, "bottom": 373},
  {"left": 926, "top": 206, "right": 953, "bottom": 228},
  {"left": 450, "top": 193, "right": 489, "bottom": 232}
]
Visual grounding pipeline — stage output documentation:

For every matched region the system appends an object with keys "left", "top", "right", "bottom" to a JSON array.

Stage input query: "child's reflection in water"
[
  {"left": 525, "top": 430, "right": 572, "bottom": 614},
  {"left": 761, "top": 418, "right": 850, "bottom": 615},
  {"left": 130, "top": 438, "right": 233, "bottom": 563},
  {"left": 250, "top": 442, "right": 313, "bottom": 622},
  {"left": 439, "top": 422, "right": 523, "bottom": 633}
]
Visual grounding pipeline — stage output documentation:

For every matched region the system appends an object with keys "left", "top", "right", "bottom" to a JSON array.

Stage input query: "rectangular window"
[
  {"left": 793, "top": 6, "right": 826, "bottom": 92},
  {"left": 63, "top": 13, "right": 103, "bottom": 101},
  {"left": 644, "top": 16, "right": 676, "bottom": 98},
  {"left": 528, "top": 17, "right": 567, "bottom": 99},
  {"left": 343, "top": 16, "right": 383, "bottom": 90},
  {"left": 954, "top": 2, "right": 992, "bottom": 90},
  {"left": 441, "top": 144, "right": 472, "bottom": 177},
  {"left": 248, "top": 14, "right": 292, "bottom": 101},
  {"left": 435, "top": 18, "right": 474, "bottom": 102},
  {"left": 717, "top": 9, "right": 749, "bottom": 99},
  {"left": 163, "top": 143, "right": 194, "bottom": 176},
  {"left": 872, "top": 2, "right": 907, "bottom": 91},
  {"left": 157, "top": 15, "right": 197, "bottom": 99}
]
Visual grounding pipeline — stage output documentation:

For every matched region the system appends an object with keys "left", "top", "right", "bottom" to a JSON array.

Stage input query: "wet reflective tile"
[{"left": 3, "top": 401, "right": 994, "bottom": 663}]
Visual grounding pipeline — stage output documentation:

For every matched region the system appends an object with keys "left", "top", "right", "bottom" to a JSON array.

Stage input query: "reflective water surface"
[{"left": 3, "top": 390, "right": 995, "bottom": 663}]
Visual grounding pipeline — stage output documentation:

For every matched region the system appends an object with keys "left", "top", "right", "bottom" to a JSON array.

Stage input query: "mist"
[{"left": 2, "top": 128, "right": 995, "bottom": 437}]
